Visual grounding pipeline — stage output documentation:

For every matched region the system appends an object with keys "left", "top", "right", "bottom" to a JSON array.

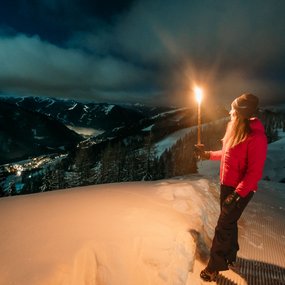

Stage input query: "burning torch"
[
  {"left": 194, "top": 86, "right": 206, "bottom": 161},
  {"left": 194, "top": 86, "right": 203, "bottom": 145}
]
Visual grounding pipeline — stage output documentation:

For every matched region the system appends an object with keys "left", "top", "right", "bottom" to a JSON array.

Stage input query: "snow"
[
  {"left": 45, "top": 98, "right": 55, "bottom": 108},
  {"left": 0, "top": 132, "right": 285, "bottom": 285},
  {"left": 68, "top": 103, "right": 78, "bottom": 110},
  {"left": 83, "top": 105, "right": 89, "bottom": 112},
  {"left": 66, "top": 125, "right": 104, "bottom": 137},
  {"left": 263, "top": 129, "right": 285, "bottom": 183},
  {"left": 104, "top": 104, "right": 115, "bottom": 115},
  {"left": 151, "top": 108, "right": 187, "bottom": 120},
  {"left": 142, "top": 124, "right": 154, "bottom": 131},
  {"left": 155, "top": 126, "right": 196, "bottom": 156},
  {"left": 154, "top": 118, "right": 228, "bottom": 157},
  {"left": 0, "top": 177, "right": 220, "bottom": 285}
]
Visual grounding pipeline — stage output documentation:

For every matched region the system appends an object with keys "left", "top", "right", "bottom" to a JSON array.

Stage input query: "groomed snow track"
[
  {"left": 219, "top": 258, "right": 285, "bottom": 285},
  {"left": 212, "top": 182, "right": 285, "bottom": 285}
]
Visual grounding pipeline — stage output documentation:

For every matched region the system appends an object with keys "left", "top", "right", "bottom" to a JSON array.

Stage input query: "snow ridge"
[{"left": 0, "top": 178, "right": 219, "bottom": 285}]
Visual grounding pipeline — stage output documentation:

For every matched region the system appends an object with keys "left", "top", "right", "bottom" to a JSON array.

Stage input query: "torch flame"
[{"left": 194, "top": 86, "right": 203, "bottom": 104}]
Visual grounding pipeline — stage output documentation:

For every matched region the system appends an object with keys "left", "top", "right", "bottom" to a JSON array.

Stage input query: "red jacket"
[{"left": 210, "top": 118, "right": 268, "bottom": 197}]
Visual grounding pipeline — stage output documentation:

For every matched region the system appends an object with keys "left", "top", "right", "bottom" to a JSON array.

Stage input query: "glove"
[
  {"left": 222, "top": 191, "right": 241, "bottom": 215},
  {"left": 194, "top": 144, "right": 210, "bottom": 160}
]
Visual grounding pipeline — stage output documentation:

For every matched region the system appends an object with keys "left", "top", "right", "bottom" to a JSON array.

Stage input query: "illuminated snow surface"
[
  {"left": 0, "top": 132, "right": 284, "bottom": 285},
  {"left": 0, "top": 178, "right": 218, "bottom": 285}
]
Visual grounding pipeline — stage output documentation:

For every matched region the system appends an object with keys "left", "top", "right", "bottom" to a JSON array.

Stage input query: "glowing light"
[
  {"left": 194, "top": 86, "right": 203, "bottom": 104},
  {"left": 193, "top": 86, "right": 203, "bottom": 145}
]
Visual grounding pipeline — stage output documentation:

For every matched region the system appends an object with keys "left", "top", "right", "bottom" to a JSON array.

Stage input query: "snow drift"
[{"left": 0, "top": 177, "right": 220, "bottom": 285}]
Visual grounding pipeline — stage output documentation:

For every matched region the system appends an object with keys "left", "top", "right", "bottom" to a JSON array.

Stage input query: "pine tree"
[
  {"left": 142, "top": 132, "right": 157, "bottom": 180},
  {"left": 40, "top": 168, "right": 52, "bottom": 192},
  {"left": 10, "top": 181, "right": 17, "bottom": 196},
  {"left": 99, "top": 143, "right": 115, "bottom": 183}
]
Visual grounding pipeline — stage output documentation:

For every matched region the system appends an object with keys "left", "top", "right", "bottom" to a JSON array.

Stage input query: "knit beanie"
[{"left": 231, "top": 93, "right": 259, "bottom": 119}]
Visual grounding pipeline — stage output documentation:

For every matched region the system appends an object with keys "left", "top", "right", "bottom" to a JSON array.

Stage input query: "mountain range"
[
  {"left": 0, "top": 96, "right": 172, "bottom": 131},
  {"left": 0, "top": 96, "right": 228, "bottom": 165},
  {"left": 0, "top": 101, "right": 83, "bottom": 164}
]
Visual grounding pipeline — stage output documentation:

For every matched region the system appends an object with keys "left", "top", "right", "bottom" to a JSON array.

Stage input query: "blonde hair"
[{"left": 223, "top": 110, "right": 251, "bottom": 149}]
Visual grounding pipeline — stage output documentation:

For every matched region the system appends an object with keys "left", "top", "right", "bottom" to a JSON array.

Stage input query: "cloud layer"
[{"left": 0, "top": 0, "right": 284, "bottom": 106}]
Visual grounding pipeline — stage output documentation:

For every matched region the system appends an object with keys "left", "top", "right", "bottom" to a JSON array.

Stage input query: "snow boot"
[{"left": 200, "top": 268, "right": 218, "bottom": 282}]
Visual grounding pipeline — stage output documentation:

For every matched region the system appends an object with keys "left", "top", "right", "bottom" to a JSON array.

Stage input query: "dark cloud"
[
  {"left": 0, "top": 34, "right": 150, "bottom": 101},
  {"left": 0, "top": 0, "right": 285, "bottom": 106}
]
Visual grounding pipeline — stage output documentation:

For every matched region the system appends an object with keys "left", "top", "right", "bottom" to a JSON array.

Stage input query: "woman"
[{"left": 195, "top": 93, "right": 268, "bottom": 282}]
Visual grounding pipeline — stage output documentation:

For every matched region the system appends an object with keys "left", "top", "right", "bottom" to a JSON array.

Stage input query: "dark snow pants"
[{"left": 207, "top": 185, "right": 254, "bottom": 272}]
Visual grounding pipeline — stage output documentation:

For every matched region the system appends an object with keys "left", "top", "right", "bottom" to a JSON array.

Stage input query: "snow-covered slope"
[
  {"left": 1, "top": 132, "right": 285, "bottom": 285},
  {"left": 263, "top": 129, "right": 285, "bottom": 183},
  {"left": 154, "top": 118, "right": 228, "bottom": 157},
  {"left": 0, "top": 177, "right": 220, "bottom": 285},
  {"left": 1, "top": 174, "right": 284, "bottom": 285}
]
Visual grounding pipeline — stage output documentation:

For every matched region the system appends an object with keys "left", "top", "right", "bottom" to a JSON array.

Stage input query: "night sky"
[{"left": 0, "top": 0, "right": 284, "bottom": 107}]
